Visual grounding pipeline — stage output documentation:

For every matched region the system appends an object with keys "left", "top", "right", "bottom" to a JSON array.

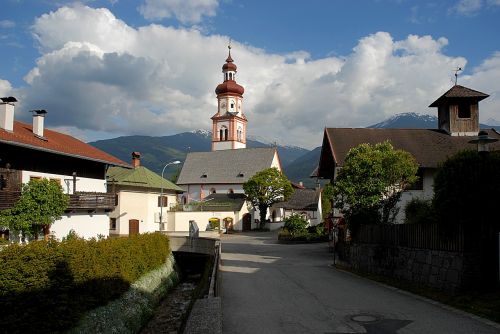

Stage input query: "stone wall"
[{"left": 349, "top": 243, "right": 481, "bottom": 291}]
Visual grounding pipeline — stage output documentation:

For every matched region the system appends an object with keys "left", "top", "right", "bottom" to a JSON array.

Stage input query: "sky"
[{"left": 0, "top": 0, "right": 499, "bottom": 149}]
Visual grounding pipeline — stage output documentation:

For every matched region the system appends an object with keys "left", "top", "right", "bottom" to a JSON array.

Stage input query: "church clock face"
[{"left": 220, "top": 100, "right": 226, "bottom": 112}]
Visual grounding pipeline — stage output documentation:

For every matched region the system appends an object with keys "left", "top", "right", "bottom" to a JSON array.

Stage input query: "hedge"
[{"left": 0, "top": 233, "right": 172, "bottom": 333}]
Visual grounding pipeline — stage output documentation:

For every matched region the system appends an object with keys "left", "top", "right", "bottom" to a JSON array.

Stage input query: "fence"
[{"left": 355, "top": 223, "right": 469, "bottom": 252}]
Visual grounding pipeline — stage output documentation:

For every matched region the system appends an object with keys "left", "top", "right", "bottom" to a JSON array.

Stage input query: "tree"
[
  {"left": 0, "top": 178, "right": 69, "bottom": 241},
  {"left": 433, "top": 150, "right": 500, "bottom": 228},
  {"left": 332, "top": 141, "right": 418, "bottom": 232},
  {"left": 243, "top": 167, "right": 293, "bottom": 228}
]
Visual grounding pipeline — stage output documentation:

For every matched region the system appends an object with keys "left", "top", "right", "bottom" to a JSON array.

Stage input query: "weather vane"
[
  {"left": 454, "top": 67, "right": 462, "bottom": 85},
  {"left": 228, "top": 38, "right": 232, "bottom": 50}
]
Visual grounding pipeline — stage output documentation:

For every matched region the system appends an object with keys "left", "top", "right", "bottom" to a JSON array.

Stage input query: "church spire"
[{"left": 211, "top": 45, "right": 247, "bottom": 151}]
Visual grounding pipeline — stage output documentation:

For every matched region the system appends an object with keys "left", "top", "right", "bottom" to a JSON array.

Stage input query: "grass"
[{"left": 337, "top": 264, "right": 500, "bottom": 324}]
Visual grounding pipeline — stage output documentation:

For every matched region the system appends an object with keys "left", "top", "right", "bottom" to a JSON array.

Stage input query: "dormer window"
[
  {"left": 237, "top": 172, "right": 244, "bottom": 177},
  {"left": 201, "top": 173, "right": 207, "bottom": 178},
  {"left": 458, "top": 103, "right": 471, "bottom": 119}
]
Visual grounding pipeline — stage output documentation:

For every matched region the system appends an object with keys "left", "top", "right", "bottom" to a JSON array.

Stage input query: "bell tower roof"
[
  {"left": 215, "top": 45, "right": 244, "bottom": 96},
  {"left": 429, "top": 85, "right": 489, "bottom": 107}
]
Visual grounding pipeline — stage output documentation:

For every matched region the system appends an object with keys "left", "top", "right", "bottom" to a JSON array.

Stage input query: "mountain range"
[{"left": 90, "top": 113, "right": 500, "bottom": 186}]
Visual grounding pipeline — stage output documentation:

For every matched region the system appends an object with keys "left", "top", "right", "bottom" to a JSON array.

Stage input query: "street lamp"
[
  {"left": 160, "top": 160, "right": 181, "bottom": 230},
  {"left": 468, "top": 130, "right": 499, "bottom": 154}
]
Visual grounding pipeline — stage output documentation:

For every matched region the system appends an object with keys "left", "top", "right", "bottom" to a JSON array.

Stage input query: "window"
[
  {"left": 228, "top": 188, "right": 234, "bottom": 194},
  {"left": 0, "top": 174, "right": 7, "bottom": 190},
  {"left": 114, "top": 194, "right": 119, "bottom": 206},
  {"left": 30, "top": 176, "right": 42, "bottom": 181},
  {"left": 109, "top": 218, "right": 117, "bottom": 230},
  {"left": 50, "top": 178, "right": 61, "bottom": 185},
  {"left": 219, "top": 129, "right": 223, "bottom": 141},
  {"left": 158, "top": 196, "right": 168, "bottom": 207},
  {"left": 406, "top": 169, "right": 424, "bottom": 190},
  {"left": 458, "top": 103, "right": 471, "bottom": 118},
  {"left": 210, "top": 188, "right": 216, "bottom": 194},
  {"left": 224, "top": 128, "right": 228, "bottom": 141}
]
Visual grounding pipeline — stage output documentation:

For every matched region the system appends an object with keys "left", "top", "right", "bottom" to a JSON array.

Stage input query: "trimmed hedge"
[{"left": 0, "top": 233, "right": 172, "bottom": 333}]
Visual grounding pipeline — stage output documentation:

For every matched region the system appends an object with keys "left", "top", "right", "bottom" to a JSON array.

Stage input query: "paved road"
[{"left": 221, "top": 232, "right": 500, "bottom": 334}]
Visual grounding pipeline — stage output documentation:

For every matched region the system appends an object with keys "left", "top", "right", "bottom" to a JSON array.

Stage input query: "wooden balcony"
[
  {"left": 0, "top": 191, "right": 21, "bottom": 210},
  {"left": 0, "top": 191, "right": 116, "bottom": 211}
]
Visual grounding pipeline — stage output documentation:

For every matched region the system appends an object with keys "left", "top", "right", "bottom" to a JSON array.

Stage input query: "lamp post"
[
  {"left": 468, "top": 130, "right": 499, "bottom": 154},
  {"left": 160, "top": 160, "right": 181, "bottom": 230}
]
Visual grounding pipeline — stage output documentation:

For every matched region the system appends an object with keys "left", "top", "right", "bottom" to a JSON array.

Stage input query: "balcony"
[{"left": 0, "top": 191, "right": 116, "bottom": 211}]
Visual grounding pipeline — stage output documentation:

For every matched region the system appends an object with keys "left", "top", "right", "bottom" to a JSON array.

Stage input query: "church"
[{"left": 173, "top": 47, "right": 283, "bottom": 231}]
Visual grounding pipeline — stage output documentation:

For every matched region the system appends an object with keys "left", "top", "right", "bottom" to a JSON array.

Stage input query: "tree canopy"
[
  {"left": 243, "top": 167, "right": 293, "bottom": 227},
  {"left": 433, "top": 150, "right": 500, "bottom": 228},
  {"left": 0, "top": 178, "right": 69, "bottom": 240},
  {"left": 332, "top": 141, "right": 418, "bottom": 231}
]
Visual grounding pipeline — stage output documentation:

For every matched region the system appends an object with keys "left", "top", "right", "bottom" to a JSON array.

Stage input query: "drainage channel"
[{"left": 140, "top": 252, "right": 213, "bottom": 334}]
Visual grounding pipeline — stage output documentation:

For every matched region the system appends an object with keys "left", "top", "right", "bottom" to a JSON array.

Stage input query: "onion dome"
[
  {"left": 215, "top": 46, "right": 244, "bottom": 96},
  {"left": 216, "top": 81, "right": 245, "bottom": 96}
]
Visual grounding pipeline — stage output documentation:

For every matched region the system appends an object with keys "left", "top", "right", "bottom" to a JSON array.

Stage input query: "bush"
[
  {"left": 404, "top": 198, "right": 434, "bottom": 224},
  {"left": 283, "top": 214, "right": 308, "bottom": 235},
  {"left": 0, "top": 233, "right": 171, "bottom": 333}
]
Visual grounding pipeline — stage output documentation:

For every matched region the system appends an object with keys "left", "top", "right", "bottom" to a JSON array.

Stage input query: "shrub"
[
  {"left": 0, "top": 233, "right": 171, "bottom": 333},
  {"left": 283, "top": 214, "right": 308, "bottom": 235},
  {"left": 404, "top": 198, "right": 434, "bottom": 224},
  {"left": 208, "top": 218, "right": 220, "bottom": 230}
]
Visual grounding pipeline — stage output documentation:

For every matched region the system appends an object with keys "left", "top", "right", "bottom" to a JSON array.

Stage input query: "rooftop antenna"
[{"left": 454, "top": 67, "right": 462, "bottom": 85}]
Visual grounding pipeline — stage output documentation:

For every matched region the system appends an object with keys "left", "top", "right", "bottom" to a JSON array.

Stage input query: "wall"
[
  {"left": 183, "top": 184, "right": 244, "bottom": 203},
  {"left": 349, "top": 243, "right": 481, "bottom": 291},
  {"left": 51, "top": 212, "right": 110, "bottom": 240},
  {"left": 110, "top": 190, "right": 178, "bottom": 236},
  {"left": 396, "top": 169, "right": 435, "bottom": 223},
  {"left": 21, "top": 170, "right": 106, "bottom": 194}
]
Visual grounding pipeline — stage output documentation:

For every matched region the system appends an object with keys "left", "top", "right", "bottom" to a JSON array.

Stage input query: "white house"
[
  {"left": 0, "top": 97, "right": 129, "bottom": 241},
  {"left": 106, "top": 152, "right": 184, "bottom": 236},
  {"left": 273, "top": 184, "right": 323, "bottom": 229},
  {"left": 316, "top": 85, "right": 500, "bottom": 223}
]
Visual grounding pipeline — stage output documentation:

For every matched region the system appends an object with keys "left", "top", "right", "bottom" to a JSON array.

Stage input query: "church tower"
[
  {"left": 212, "top": 46, "right": 247, "bottom": 151},
  {"left": 429, "top": 85, "right": 489, "bottom": 136}
]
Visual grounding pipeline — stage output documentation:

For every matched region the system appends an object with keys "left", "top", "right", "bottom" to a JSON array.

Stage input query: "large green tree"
[
  {"left": 0, "top": 178, "right": 69, "bottom": 241},
  {"left": 243, "top": 167, "right": 293, "bottom": 228},
  {"left": 332, "top": 141, "right": 418, "bottom": 232}
]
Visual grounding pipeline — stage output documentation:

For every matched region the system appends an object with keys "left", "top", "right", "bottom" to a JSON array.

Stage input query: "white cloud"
[
  {"left": 0, "top": 20, "right": 15, "bottom": 28},
  {"left": 15, "top": 5, "right": 500, "bottom": 149},
  {"left": 451, "top": 0, "right": 483, "bottom": 15},
  {"left": 0, "top": 79, "right": 13, "bottom": 97},
  {"left": 138, "top": 0, "right": 219, "bottom": 24}
]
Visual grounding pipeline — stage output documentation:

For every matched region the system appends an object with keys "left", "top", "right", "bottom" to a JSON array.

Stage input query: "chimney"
[
  {"left": 132, "top": 152, "right": 141, "bottom": 168},
  {"left": 31, "top": 109, "right": 47, "bottom": 137},
  {"left": 0, "top": 97, "right": 17, "bottom": 132}
]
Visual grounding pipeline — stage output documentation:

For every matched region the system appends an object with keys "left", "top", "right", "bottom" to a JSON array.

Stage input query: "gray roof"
[
  {"left": 276, "top": 188, "right": 320, "bottom": 211},
  {"left": 177, "top": 147, "right": 278, "bottom": 185}
]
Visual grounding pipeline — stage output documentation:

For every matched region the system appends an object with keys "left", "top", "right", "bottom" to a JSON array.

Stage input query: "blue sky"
[{"left": 0, "top": 0, "right": 499, "bottom": 148}]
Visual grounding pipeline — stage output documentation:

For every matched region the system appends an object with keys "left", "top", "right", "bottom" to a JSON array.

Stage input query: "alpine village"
[{"left": 1, "top": 42, "right": 500, "bottom": 333}]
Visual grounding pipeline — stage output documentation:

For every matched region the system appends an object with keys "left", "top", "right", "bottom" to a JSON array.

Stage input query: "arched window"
[
  {"left": 210, "top": 188, "right": 216, "bottom": 194},
  {"left": 224, "top": 128, "right": 228, "bottom": 141},
  {"left": 219, "top": 129, "right": 223, "bottom": 141}
]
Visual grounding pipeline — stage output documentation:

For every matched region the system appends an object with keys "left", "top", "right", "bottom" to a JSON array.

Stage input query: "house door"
[
  {"left": 242, "top": 213, "right": 251, "bottom": 231},
  {"left": 129, "top": 219, "right": 139, "bottom": 235}
]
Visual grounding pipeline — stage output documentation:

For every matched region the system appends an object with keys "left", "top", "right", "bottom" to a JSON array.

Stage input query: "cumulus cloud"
[
  {"left": 138, "top": 0, "right": 219, "bottom": 24},
  {"left": 15, "top": 5, "right": 500, "bottom": 149},
  {"left": 0, "top": 79, "right": 13, "bottom": 96}
]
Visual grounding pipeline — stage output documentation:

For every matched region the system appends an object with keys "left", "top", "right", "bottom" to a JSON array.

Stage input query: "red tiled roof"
[
  {"left": 323, "top": 128, "right": 500, "bottom": 169},
  {"left": 0, "top": 121, "right": 129, "bottom": 167}
]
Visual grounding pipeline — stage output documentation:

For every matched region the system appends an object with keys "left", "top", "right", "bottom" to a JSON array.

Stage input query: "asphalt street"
[{"left": 221, "top": 231, "right": 500, "bottom": 334}]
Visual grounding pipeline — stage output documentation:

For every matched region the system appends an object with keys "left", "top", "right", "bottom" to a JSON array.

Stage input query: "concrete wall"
[
  {"left": 110, "top": 190, "right": 178, "bottom": 236},
  {"left": 51, "top": 212, "right": 109, "bottom": 240},
  {"left": 349, "top": 243, "right": 481, "bottom": 291}
]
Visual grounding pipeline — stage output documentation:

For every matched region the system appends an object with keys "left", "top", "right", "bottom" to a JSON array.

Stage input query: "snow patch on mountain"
[
  {"left": 368, "top": 112, "right": 437, "bottom": 129},
  {"left": 189, "top": 129, "right": 212, "bottom": 138}
]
